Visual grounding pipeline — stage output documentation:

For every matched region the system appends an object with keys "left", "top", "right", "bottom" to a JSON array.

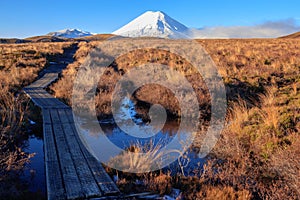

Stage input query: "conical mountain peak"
[{"left": 113, "top": 11, "right": 190, "bottom": 39}]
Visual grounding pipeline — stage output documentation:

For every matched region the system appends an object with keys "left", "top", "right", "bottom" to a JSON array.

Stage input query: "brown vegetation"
[
  {"left": 2, "top": 38, "right": 299, "bottom": 199},
  {"left": 52, "top": 41, "right": 210, "bottom": 121},
  {"left": 0, "top": 34, "right": 115, "bottom": 44},
  {"left": 135, "top": 39, "right": 298, "bottom": 199},
  {"left": 196, "top": 39, "right": 299, "bottom": 199},
  {"left": 50, "top": 38, "right": 300, "bottom": 199},
  {"left": 0, "top": 41, "right": 74, "bottom": 198},
  {"left": 0, "top": 42, "right": 74, "bottom": 91}
]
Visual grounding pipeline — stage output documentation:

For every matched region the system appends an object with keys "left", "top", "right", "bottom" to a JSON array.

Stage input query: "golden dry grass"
[
  {"left": 0, "top": 41, "right": 75, "bottom": 198},
  {"left": 8, "top": 38, "right": 300, "bottom": 199},
  {"left": 52, "top": 43, "right": 210, "bottom": 120},
  {"left": 0, "top": 42, "right": 74, "bottom": 91}
]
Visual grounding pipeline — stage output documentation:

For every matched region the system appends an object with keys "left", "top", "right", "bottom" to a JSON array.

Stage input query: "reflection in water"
[
  {"left": 21, "top": 136, "right": 46, "bottom": 195},
  {"left": 76, "top": 98, "right": 205, "bottom": 174}
]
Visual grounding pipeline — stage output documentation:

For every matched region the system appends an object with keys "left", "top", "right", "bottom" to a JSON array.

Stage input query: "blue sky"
[{"left": 1, "top": 0, "right": 300, "bottom": 38}]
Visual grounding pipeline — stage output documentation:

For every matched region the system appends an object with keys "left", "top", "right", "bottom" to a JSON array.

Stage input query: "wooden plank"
[
  {"left": 39, "top": 73, "right": 58, "bottom": 88},
  {"left": 65, "top": 110, "right": 120, "bottom": 195},
  {"left": 26, "top": 89, "right": 47, "bottom": 108},
  {"left": 24, "top": 88, "right": 69, "bottom": 108},
  {"left": 59, "top": 109, "right": 102, "bottom": 197},
  {"left": 50, "top": 109, "right": 62, "bottom": 124},
  {"left": 45, "top": 161, "right": 66, "bottom": 200},
  {"left": 42, "top": 109, "right": 65, "bottom": 200},
  {"left": 28, "top": 73, "right": 58, "bottom": 88},
  {"left": 25, "top": 88, "right": 56, "bottom": 109},
  {"left": 42, "top": 109, "right": 52, "bottom": 125},
  {"left": 43, "top": 115, "right": 58, "bottom": 162},
  {"left": 37, "top": 95, "right": 61, "bottom": 108},
  {"left": 65, "top": 109, "right": 75, "bottom": 123},
  {"left": 28, "top": 79, "right": 45, "bottom": 88},
  {"left": 35, "top": 89, "right": 69, "bottom": 109},
  {"left": 50, "top": 109, "right": 84, "bottom": 199},
  {"left": 84, "top": 155, "right": 120, "bottom": 195},
  {"left": 58, "top": 109, "right": 71, "bottom": 124}
]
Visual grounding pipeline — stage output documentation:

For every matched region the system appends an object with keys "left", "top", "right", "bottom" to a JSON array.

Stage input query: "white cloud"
[{"left": 187, "top": 18, "right": 300, "bottom": 38}]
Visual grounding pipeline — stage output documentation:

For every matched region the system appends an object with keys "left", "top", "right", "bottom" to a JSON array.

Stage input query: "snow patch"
[{"left": 47, "top": 28, "right": 93, "bottom": 38}]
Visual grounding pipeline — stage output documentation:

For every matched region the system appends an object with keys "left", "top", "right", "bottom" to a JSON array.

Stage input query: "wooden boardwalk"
[{"left": 23, "top": 46, "right": 119, "bottom": 200}]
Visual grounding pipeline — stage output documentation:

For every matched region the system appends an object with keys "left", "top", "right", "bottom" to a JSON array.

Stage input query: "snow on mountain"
[
  {"left": 112, "top": 11, "right": 190, "bottom": 39},
  {"left": 47, "top": 28, "right": 93, "bottom": 38}
]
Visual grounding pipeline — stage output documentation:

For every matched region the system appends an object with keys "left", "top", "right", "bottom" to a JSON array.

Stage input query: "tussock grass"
[
  {"left": 108, "top": 140, "right": 178, "bottom": 174},
  {"left": 50, "top": 38, "right": 300, "bottom": 199},
  {"left": 0, "top": 41, "right": 75, "bottom": 198},
  {"left": 0, "top": 42, "right": 73, "bottom": 91}
]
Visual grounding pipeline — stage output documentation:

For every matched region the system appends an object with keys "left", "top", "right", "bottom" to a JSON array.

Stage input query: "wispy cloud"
[{"left": 188, "top": 18, "right": 300, "bottom": 38}]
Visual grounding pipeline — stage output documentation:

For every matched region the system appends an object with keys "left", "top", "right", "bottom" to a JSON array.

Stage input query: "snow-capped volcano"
[
  {"left": 47, "top": 28, "right": 93, "bottom": 38},
  {"left": 113, "top": 11, "right": 190, "bottom": 39}
]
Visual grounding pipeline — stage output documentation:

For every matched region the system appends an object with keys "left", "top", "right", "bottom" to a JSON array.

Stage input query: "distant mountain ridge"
[
  {"left": 113, "top": 11, "right": 190, "bottom": 39},
  {"left": 0, "top": 34, "right": 115, "bottom": 44},
  {"left": 47, "top": 28, "right": 93, "bottom": 38}
]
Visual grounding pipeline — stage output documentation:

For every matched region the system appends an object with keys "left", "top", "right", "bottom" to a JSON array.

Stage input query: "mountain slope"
[
  {"left": 47, "top": 28, "right": 93, "bottom": 38},
  {"left": 279, "top": 31, "right": 300, "bottom": 39},
  {"left": 0, "top": 38, "right": 30, "bottom": 44},
  {"left": 113, "top": 11, "right": 190, "bottom": 39}
]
